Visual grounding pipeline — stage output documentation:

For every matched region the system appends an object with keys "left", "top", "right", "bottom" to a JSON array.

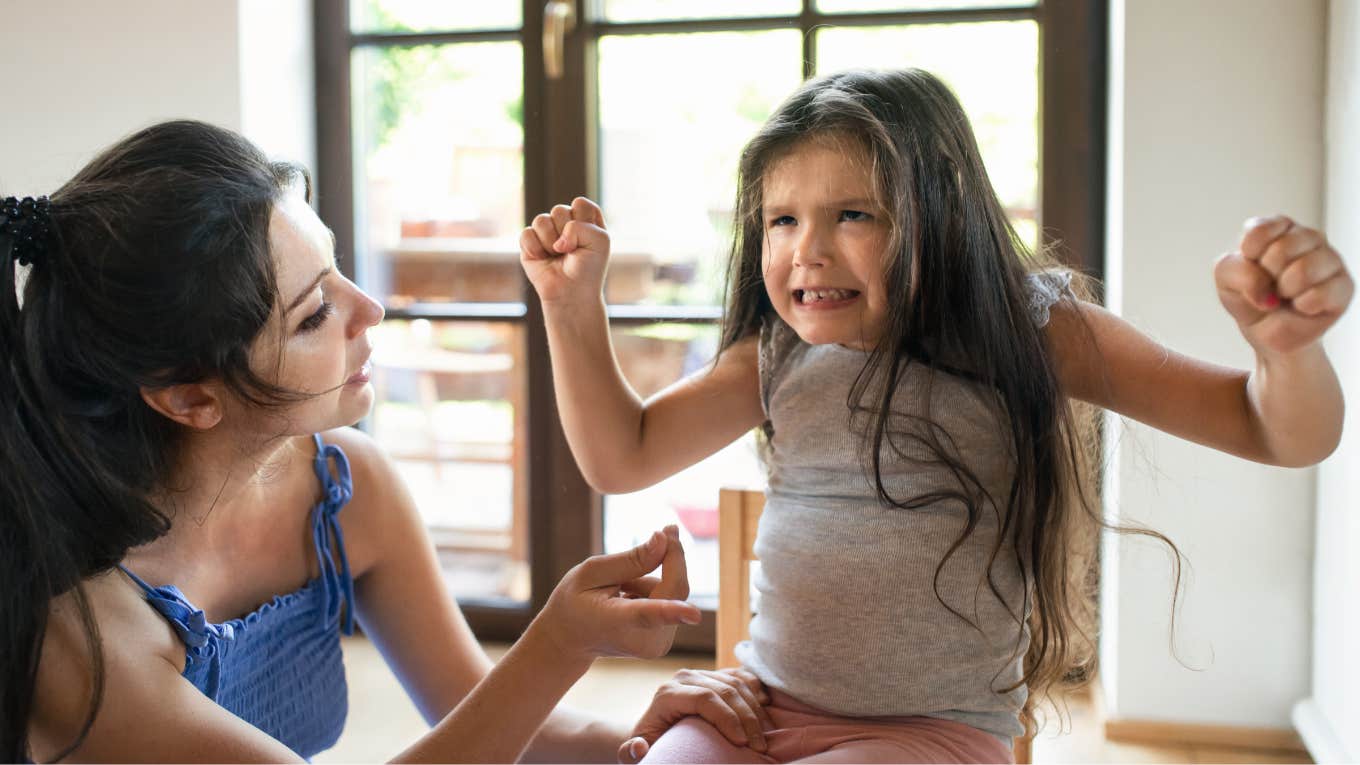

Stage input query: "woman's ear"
[{"left": 140, "top": 383, "right": 224, "bottom": 430}]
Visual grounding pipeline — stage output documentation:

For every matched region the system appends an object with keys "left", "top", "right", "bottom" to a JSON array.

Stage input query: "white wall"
[
  {"left": 239, "top": 0, "right": 318, "bottom": 175},
  {"left": 0, "top": 1, "right": 314, "bottom": 194},
  {"left": 1293, "top": 2, "right": 1360, "bottom": 760},
  {"left": 1102, "top": 0, "right": 1325, "bottom": 730}
]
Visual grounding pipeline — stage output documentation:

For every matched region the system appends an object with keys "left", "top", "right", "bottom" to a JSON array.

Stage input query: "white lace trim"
[{"left": 1025, "top": 270, "right": 1073, "bottom": 327}]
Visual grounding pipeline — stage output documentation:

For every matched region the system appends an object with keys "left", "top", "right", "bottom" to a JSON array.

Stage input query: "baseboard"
[
  {"left": 1292, "top": 697, "right": 1354, "bottom": 763},
  {"left": 1104, "top": 718, "right": 1305, "bottom": 752}
]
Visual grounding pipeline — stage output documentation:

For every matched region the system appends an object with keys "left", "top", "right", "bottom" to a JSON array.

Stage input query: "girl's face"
[
  {"left": 760, "top": 138, "right": 892, "bottom": 351},
  {"left": 245, "top": 191, "right": 384, "bottom": 435}
]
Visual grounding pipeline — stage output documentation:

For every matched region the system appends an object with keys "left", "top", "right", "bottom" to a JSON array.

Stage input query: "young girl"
[
  {"left": 520, "top": 68, "right": 1351, "bottom": 763},
  {"left": 1, "top": 120, "right": 773, "bottom": 763}
]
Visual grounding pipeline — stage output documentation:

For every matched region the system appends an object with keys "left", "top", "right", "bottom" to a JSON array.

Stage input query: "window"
[{"left": 315, "top": 0, "right": 1106, "bottom": 648}]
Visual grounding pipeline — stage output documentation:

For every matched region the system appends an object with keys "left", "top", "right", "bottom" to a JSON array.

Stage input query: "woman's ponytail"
[{"left": 0, "top": 121, "right": 308, "bottom": 761}]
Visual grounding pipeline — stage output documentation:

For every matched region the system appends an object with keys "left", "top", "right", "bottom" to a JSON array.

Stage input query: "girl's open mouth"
[{"left": 794, "top": 288, "right": 861, "bottom": 308}]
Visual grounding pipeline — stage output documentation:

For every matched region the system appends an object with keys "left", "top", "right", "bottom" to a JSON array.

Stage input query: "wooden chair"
[
  {"left": 715, "top": 487, "right": 1034, "bottom": 764},
  {"left": 716, "top": 488, "right": 764, "bottom": 670}
]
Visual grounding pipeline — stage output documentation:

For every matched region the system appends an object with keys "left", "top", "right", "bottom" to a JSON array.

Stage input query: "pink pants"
[{"left": 641, "top": 689, "right": 1015, "bottom": 764}]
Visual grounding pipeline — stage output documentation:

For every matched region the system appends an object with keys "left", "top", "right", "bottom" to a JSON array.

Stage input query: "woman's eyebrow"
[{"left": 285, "top": 267, "right": 333, "bottom": 314}]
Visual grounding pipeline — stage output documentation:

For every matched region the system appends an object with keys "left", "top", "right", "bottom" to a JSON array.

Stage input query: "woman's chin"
[
  {"left": 321, "top": 383, "right": 375, "bottom": 429},
  {"left": 343, "top": 382, "right": 376, "bottom": 419}
]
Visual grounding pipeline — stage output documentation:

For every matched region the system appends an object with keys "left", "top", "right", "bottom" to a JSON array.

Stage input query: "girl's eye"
[
  {"left": 298, "top": 301, "right": 334, "bottom": 333},
  {"left": 840, "top": 210, "right": 871, "bottom": 222},
  {"left": 768, "top": 215, "right": 796, "bottom": 227}
]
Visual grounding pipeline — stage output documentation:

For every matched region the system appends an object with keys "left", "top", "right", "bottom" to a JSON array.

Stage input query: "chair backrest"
[
  {"left": 716, "top": 488, "right": 764, "bottom": 670},
  {"left": 713, "top": 486, "right": 1033, "bottom": 764}
]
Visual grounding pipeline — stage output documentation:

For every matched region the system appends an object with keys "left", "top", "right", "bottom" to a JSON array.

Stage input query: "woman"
[{"left": 1, "top": 120, "right": 767, "bottom": 763}]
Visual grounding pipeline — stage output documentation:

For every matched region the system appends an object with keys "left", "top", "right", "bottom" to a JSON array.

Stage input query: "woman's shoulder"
[
  {"left": 30, "top": 570, "right": 184, "bottom": 757},
  {"left": 48, "top": 570, "right": 185, "bottom": 670},
  {"left": 30, "top": 569, "right": 301, "bottom": 761},
  {"left": 317, "top": 424, "right": 386, "bottom": 479},
  {"left": 316, "top": 426, "right": 418, "bottom": 578}
]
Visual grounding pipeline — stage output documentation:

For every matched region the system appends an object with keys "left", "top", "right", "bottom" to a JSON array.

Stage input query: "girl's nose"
[{"left": 792, "top": 226, "right": 829, "bottom": 268}]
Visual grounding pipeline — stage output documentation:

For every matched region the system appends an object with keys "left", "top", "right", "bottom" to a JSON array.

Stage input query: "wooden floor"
[{"left": 317, "top": 636, "right": 1313, "bottom": 763}]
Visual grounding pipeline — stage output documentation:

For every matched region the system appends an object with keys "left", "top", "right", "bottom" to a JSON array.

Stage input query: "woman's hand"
[
  {"left": 617, "top": 668, "right": 774, "bottom": 763},
  {"left": 1215, "top": 215, "right": 1353, "bottom": 358},
  {"left": 536, "top": 525, "right": 700, "bottom": 665},
  {"left": 520, "top": 196, "right": 612, "bottom": 307}
]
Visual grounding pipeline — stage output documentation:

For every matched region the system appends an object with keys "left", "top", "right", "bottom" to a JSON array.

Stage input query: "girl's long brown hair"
[{"left": 718, "top": 69, "right": 1183, "bottom": 734}]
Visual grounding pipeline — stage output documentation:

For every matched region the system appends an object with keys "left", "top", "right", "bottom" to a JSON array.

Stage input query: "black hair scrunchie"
[{"left": 1, "top": 195, "right": 52, "bottom": 267}]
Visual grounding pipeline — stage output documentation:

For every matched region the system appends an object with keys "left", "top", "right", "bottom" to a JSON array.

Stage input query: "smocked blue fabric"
[{"left": 119, "top": 434, "right": 356, "bottom": 759}]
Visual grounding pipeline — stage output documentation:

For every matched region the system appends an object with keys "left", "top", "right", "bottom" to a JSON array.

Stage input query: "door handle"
[{"left": 543, "top": 0, "right": 577, "bottom": 80}]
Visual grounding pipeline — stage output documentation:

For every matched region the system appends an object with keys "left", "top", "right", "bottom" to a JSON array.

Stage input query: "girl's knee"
[{"left": 640, "top": 717, "right": 769, "bottom": 765}]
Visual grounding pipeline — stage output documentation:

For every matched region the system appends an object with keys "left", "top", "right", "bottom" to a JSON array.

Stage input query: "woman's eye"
[
  {"left": 298, "top": 301, "right": 334, "bottom": 333},
  {"left": 840, "top": 209, "right": 871, "bottom": 222},
  {"left": 768, "top": 215, "right": 796, "bottom": 227}
]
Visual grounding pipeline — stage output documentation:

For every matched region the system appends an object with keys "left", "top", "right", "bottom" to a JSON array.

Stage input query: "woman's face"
[{"left": 245, "top": 190, "right": 384, "bottom": 436}]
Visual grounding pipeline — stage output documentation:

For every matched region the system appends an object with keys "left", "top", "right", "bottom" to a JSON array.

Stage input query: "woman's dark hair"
[
  {"left": 0, "top": 120, "right": 309, "bottom": 761},
  {"left": 719, "top": 69, "right": 1183, "bottom": 733}
]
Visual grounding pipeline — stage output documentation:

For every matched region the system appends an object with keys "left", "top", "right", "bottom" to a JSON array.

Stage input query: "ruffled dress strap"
[
  {"left": 118, "top": 564, "right": 234, "bottom": 696},
  {"left": 311, "top": 433, "right": 356, "bottom": 636}
]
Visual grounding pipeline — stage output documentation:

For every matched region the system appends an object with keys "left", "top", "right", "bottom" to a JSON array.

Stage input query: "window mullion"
[
  {"left": 1039, "top": 0, "right": 1107, "bottom": 290},
  {"left": 523, "top": 0, "right": 599, "bottom": 615},
  {"left": 802, "top": 0, "right": 816, "bottom": 78},
  {"left": 314, "top": 0, "right": 356, "bottom": 280}
]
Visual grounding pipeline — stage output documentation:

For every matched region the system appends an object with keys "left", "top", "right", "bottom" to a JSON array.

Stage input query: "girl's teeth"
[{"left": 801, "top": 289, "right": 853, "bottom": 303}]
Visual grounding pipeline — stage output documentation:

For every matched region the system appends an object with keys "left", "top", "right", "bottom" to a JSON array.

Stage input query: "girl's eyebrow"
[
  {"left": 285, "top": 268, "right": 333, "bottom": 314},
  {"left": 763, "top": 198, "right": 879, "bottom": 213},
  {"left": 829, "top": 197, "right": 878, "bottom": 208}
]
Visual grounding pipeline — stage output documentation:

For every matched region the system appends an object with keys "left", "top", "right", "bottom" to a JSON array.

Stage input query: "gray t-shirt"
[{"left": 735, "top": 271, "right": 1072, "bottom": 745}]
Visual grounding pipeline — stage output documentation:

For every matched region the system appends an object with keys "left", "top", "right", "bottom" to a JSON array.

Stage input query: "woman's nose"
[{"left": 348, "top": 284, "right": 385, "bottom": 337}]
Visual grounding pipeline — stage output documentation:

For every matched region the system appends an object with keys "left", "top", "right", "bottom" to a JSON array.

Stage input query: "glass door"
[{"left": 315, "top": 0, "right": 1103, "bottom": 647}]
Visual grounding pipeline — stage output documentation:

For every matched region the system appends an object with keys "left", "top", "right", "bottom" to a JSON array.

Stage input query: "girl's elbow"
[
  {"left": 1269, "top": 452, "right": 1326, "bottom": 469},
  {"left": 1302, "top": 409, "right": 1346, "bottom": 466},
  {"left": 580, "top": 464, "right": 643, "bottom": 496},
  {"left": 1267, "top": 430, "right": 1343, "bottom": 468},
  {"left": 1299, "top": 432, "right": 1343, "bottom": 467},
  {"left": 579, "top": 465, "right": 616, "bottom": 494},
  {"left": 585, "top": 473, "right": 623, "bottom": 495}
]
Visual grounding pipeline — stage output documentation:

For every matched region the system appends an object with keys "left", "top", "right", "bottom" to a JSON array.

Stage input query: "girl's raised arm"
[
  {"left": 520, "top": 197, "right": 765, "bottom": 494},
  {"left": 1049, "top": 216, "right": 1350, "bottom": 467}
]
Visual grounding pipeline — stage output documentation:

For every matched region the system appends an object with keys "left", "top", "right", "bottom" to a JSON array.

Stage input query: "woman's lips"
[{"left": 345, "top": 359, "right": 372, "bottom": 385}]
